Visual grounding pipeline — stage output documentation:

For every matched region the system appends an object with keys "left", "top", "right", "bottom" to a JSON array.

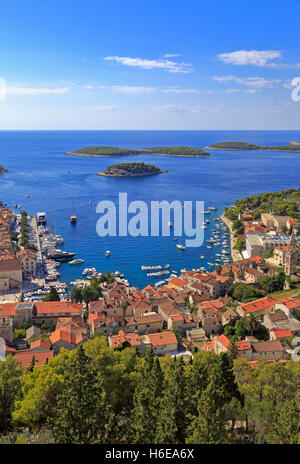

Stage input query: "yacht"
[
  {"left": 176, "top": 244, "right": 186, "bottom": 250},
  {"left": 105, "top": 250, "right": 111, "bottom": 256},
  {"left": 69, "top": 259, "right": 84, "bottom": 265}
]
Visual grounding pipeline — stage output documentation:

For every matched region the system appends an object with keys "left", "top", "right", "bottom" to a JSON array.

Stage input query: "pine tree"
[
  {"left": 132, "top": 348, "right": 163, "bottom": 444},
  {"left": 267, "top": 400, "right": 300, "bottom": 444},
  {"left": 155, "top": 357, "right": 187, "bottom": 444},
  {"left": 210, "top": 352, "right": 241, "bottom": 408},
  {"left": 48, "top": 345, "right": 106, "bottom": 444},
  {"left": 186, "top": 389, "right": 228, "bottom": 444}
]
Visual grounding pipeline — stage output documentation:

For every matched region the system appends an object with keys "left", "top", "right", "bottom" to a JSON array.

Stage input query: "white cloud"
[
  {"left": 152, "top": 104, "right": 223, "bottom": 113},
  {"left": 83, "top": 85, "right": 94, "bottom": 89},
  {"left": 218, "top": 50, "right": 282, "bottom": 66},
  {"left": 244, "top": 88, "right": 261, "bottom": 93},
  {"left": 163, "top": 54, "right": 181, "bottom": 58},
  {"left": 111, "top": 85, "right": 156, "bottom": 94},
  {"left": 213, "top": 75, "right": 281, "bottom": 88},
  {"left": 163, "top": 87, "right": 213, "bottom": 94},
  {"left": 223, "top": 88, "right": 240, "bottom": 94},
  {"left": 85, "top": 105, "right": 118, "bottom": 110},
  {"left": 104, "top": 56, "right": 193, "bottom": 73},
  {"left": 217, "top": 50, "right": 300, "bottom": 68},
  {"left": 98, "top": 85, "right": 107, "bottom": 89},
  {"left": 6, "top": 86, "right": 70, "bottom": 95}
]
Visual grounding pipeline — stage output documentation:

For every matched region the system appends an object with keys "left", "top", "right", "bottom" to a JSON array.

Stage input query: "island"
[
  {"left": 205, "top": 141, "right": 300, "bottom": 152},
  {"left": 0, "top": 165, "right": 8, "bottom": 174},
  {"left": 96, "top": 162, "right": 167, "bottom": 177},
  {"left": 65, "top": 145, "right": 211, "bottom": 158}
]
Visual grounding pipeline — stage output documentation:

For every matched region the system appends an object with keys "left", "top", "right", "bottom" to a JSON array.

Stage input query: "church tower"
[{"left": 285, "top": 233, "right": 298, "bottom": 275}]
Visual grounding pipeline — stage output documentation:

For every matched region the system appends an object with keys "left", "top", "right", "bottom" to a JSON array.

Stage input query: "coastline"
[
  {"left": 96, "top": 170, "right": 167, "bottom": 177},
  {"left": 204, "top": 146, "right": 300, "bottom": 153},
  {"left": 220, "top": 213, "right": 242, "bottom": 262},
  {"left": 64, "top": 151, "right": 211, "bottom": 158}
]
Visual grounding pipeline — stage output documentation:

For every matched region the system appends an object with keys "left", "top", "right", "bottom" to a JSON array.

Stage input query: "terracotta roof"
[
  {"left": 217, "top": 334, "right": 230, "bottom": 348},
  {"left": 270, "top": 328, "right": 293, "bottom": 339},
  {"left": 15, "top": 350, "right": 53, "bottom": 368},
  {"left": 275, "top": 246, "right": 289, "bottom": 252},
  {"left": 245, "top": 267, "right": 263, "bottom": 277},
  {"left": 50, "top": 329, "right": 83, "bottom": 345},
  {"left": 169, "top": 276, "right": 188, "bottom": 288},
  {"left": 0, "top": 258, "right": 22, "bottom": 271},
  {"left": 251, "top": 340, "right": 284, "bottom": 353},
  {"left": 147, "top": 331, "right": 177, "bottom": 347},
  {"left": 34, "top": 302, "right": 82, "bottom": 315},
  {"left": 30, "top": 339, "right": 51, "bottom": 349},
  {"left": 0, "top": 303, "right": 16, "bottom": 317},
  {"left": 126, "top": 313, "right": 163, "bottom": 326},
  {"left": 202, "top": 340, "right": 215, "bottom": 351},
  {"left": 240, "top": 297, "right": 275, "bottom": 314},
  {"left": 267, "top": 312, "right": 288, "bottom": 322},
  {"left": 276, "top": 298, "right": 300, "bottom": 310},
  {"left": 110, "top": 330, "right": 141, "bottom": 347}
]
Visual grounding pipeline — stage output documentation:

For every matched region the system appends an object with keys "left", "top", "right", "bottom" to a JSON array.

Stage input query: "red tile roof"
[
  {"left": 270, "top": 328, "right": 293, "bottom": 339},
  {"left": 169, "top": 276, "right": 188, "bottom": 288},
  {"left": 30, "top": 339, "right": 51, "bottom": 349},
  {"left": 240, "top": 297, "right": 275, "bottom": 314},
  {"left": 110, "top": 330, "right": 141, "bottom": 348},
  {"left": 34, "top": 302, "right": 82, "bottom": 315},
  {"left": 147, "top": 331, "right": 177, "bottom": 347},
  {"left": 15, "top": 350, "right": 53, "bottom": 368}
]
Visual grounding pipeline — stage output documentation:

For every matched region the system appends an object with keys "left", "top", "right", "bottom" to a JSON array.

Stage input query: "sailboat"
[{"left": 69, "top": 202, "right": 77, "bottom": 224}]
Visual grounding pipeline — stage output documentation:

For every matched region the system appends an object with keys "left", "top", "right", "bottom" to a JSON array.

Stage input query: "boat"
[
  {"left": 174, "top": 237, "right": 178, "bottom": 241},
  {"left": 204, "top": 210, "right": 211, "bottom": 215},
  {"left": 208, "top": 206, "right": 217, "bottom": 211},
  {"left": 36, "top": 212, "right": 47, "bottom": 226},
  {"left": 200, "top": 255, "right": 204, "bottom": 259},
  {"left": 69, "top": 259, "right": 84, "bottom": 265},
  {"left": 70, "top": 202, "right": 77, "bottom": 224},
  {"left": 168, "top": 221, "right": 173, "bottom": 227},
  {"left": 106, "top": 250, "right": 111, "bottom": 256},
  {"left": 176, "top": 244, "right": 186, "bottom": 250},
  {"left": 47, "top": 250, "right": 77, "bottom": 262}
]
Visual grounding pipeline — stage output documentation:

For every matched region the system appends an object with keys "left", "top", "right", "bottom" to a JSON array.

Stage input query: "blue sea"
[{"left": 0, "top": 130, "right": 300, "bottom": 289}]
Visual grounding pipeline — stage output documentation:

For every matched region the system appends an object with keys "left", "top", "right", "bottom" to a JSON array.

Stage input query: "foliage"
[
  {"left": 73, "top": 145, "right": 210, "bottom": 157},
  {"left": 227, "top": 282, "right": 263, "bottom": 302},
  {"left": 43, "top": 287, "right": 60, "bottom": 302}
]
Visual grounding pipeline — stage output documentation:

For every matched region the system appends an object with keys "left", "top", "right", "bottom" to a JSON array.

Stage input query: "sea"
[{"left": 0, "top": 130, "right": 299, "bottom": 289}]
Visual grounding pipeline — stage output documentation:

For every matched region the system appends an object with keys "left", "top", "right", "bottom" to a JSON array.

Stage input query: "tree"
[
  {"left": 155, "top": 357, "right": 187, "bottom": 444},
  {"left": 132, "top": 349, "right": 163, "bottom": 444},
  {"left": 246, "top": 313, "right": 258, "bottom": 337},
  {"left": 186, "top": 389, "right": 228, "bottom": 444},
  {"left": 82, "top": 285, "right": 99, "bottom": 312},
  {"left": 43, "top": 287, "right": 60, "bottom": 302},
  {"left": 228, "top": 338, "right": 239, "bottom": 360},
  {"left": 70, "top": 286, "right": 83, "bottom": 303},
  {"left": 48, "top": 345, "right": 106, "bottom": 444},
  {"left": 0, "top": 355, "right": 22, "bottom": 433},
  {"left": 120, "top": 300, "right": 128, "bottom": 319},
  {"left": 216, "top": 265, "right": 222, "bottom": 275},
  {"left": 267, "top": 400, "right": 300, "bottom": 444}
]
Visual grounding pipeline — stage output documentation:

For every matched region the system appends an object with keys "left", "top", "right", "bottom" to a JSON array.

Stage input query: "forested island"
[
  {"left": 0, "top": 165, "right": 8, "bottom": 174},
  {"left": 65, "top": 145, "right": 211, "bottom": 157},
  {"left": 97, "top": 162, "right": 167, "bottom": 177},
  {"left": 205, "top": 141, "right": 300, "bottom": 152}
]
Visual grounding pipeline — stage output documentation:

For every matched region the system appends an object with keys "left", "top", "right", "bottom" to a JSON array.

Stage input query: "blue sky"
[{"left": 0, "top": 0, "right": 300, "bottom": 129}]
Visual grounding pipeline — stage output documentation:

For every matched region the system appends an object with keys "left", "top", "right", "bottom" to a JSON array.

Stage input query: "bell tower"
[{"left": 285, "top": 233, "right": 298, "bottom": 275}]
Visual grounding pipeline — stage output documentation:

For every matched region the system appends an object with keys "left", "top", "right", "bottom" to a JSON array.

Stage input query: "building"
[
  {"left": 14, "top": 350, "right": 53, "bottom": 368},
  {"left": 0, "top": 257, "right": 22, "bottom": 292},
  {"left": 145, "top": 331, "right": 178, "bottom": 355},
  {"left": 17, "top": 250, "right": 37, "bottom": 279},
  {"left": 108, "top": 330, "right": 142, "bottom": 349},
  {"left": 123, "top": 313, "right": 163, "bottom": 335},
  {"left": 244, "top": 267, "right": 265, "bottom": 283},
  {"left": 30, "top": 339, "right": 52, "bottom": 351},
  {"left": 237, "top": 297, "right": 276, "bottom": 317},
  {"left": 275, "top": 298, "right": 300, "bottom": 317}
]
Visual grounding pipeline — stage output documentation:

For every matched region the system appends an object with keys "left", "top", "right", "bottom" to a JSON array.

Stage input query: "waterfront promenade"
[{"left": 220, "top": 214, "right": 242, "bottom": 262}]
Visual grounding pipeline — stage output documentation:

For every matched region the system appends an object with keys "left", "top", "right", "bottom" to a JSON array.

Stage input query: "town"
[{"left": 0, "top": 194, "right": 299, "bottom": 370}]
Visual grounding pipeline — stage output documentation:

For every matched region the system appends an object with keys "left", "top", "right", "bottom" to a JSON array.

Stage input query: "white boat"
[
  {"left": 168, "top": 221, "right": 173, "bottom": 227},
  {"left": 176, "top": 244, "right": 186, "bottom": 250},
  {"left": 200, "top": 255, "right": 204, "bottom": 259},
  {"left": 105, "top": 250, "right": 111, "bottom": 256},
  {"left": 69, "top": 259, "right": 84, "bottom": 265}
]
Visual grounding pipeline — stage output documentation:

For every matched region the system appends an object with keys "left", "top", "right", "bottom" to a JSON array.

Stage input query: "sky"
[{"left": 0, "top": 0, "right": 300, "bottom": 130}]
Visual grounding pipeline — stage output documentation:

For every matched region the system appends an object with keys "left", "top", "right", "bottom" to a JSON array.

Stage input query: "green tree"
[
  {"left": 82, "top": 285, "right": 99, "bottom": 312},
  {"left": 132, "top": 349, "right": 163, "bottom": 444},
  {"left": 43, "top": 287, "right": 60, "bottom": 302},
  {"left": 155, "top": 357, "right": 187, "bottom": 443},
  {"left": 0, "top": 355, "right": 22, "bottom": 433},
  {"left": 70, "top": 286, "right": 83, "bottom": 303},
  {"left": 186, "top": 389, "right": 228, "bottom": 444},
  {"left": 267, "top": 400, "right": 300, "bottom": 444},
  {"left": 48, "top": 346, "right": 106, "bottom": 444},
  {"left": 120, "top": 300, "right": 128, "bottom": 319}
]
